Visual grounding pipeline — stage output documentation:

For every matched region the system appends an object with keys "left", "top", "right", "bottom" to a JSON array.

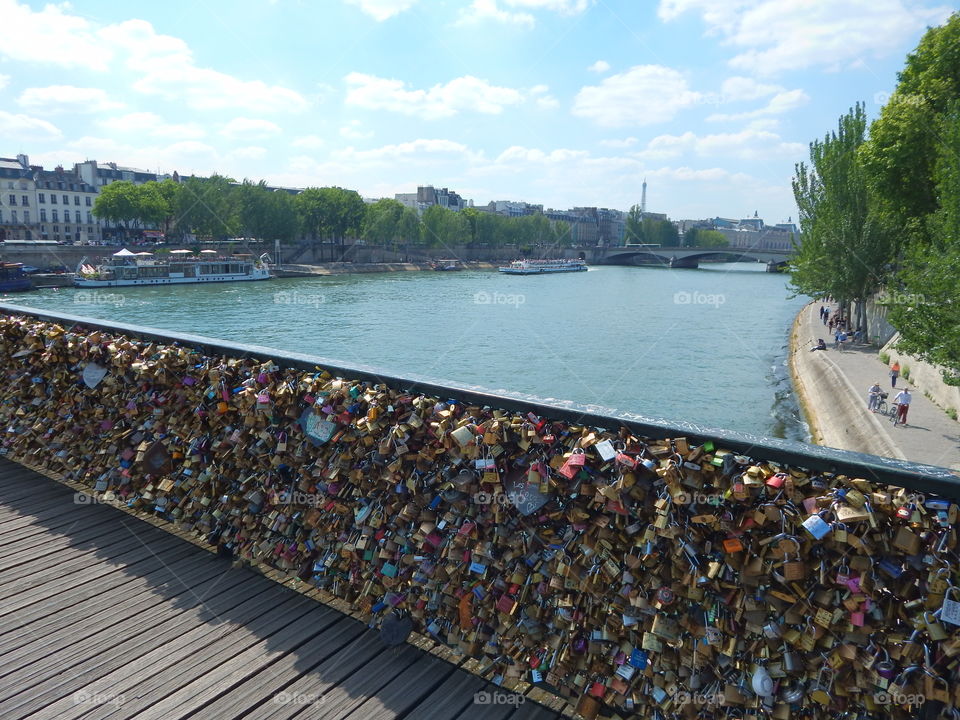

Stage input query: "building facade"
[{"left": 0, "top": 155, "right": 37, "bottom": 242}]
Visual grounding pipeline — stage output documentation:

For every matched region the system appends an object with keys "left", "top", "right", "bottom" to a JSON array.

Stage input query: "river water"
[{"left": 9, "top": 263, "right": 809, "bottom": 440}]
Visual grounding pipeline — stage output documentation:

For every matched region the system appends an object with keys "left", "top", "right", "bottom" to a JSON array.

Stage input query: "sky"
[{"left": 1, "top": 0, "right": 956, "bottom": 223}]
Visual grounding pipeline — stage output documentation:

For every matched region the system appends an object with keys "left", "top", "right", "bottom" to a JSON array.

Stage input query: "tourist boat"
[
  {"left": 430, "top": 259, "right": 464, "bottom": 271},
  {"left": 498, "top": 258, "right": 588, "bottom": 275},
  {"left": 74, "top": 249, "right": 272, "bottom": 287},
  {"left": 0, "top": 263, "right": 33, "bottom": 292}
]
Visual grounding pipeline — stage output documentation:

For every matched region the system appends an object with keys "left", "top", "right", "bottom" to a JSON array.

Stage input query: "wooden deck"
[{"left": 0, "top": 460, "right": 569, "bottom": 720}]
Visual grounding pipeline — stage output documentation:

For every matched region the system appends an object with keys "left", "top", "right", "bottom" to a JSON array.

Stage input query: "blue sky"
[{"left": 1, "top": 0, "right": 955, "bottom": 223}]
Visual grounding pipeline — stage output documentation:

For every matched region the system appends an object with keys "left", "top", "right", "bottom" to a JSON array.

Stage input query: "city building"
[
  {"left": 0, "top": 155, "right": 37, "bottom": 242},
  {"left": 394, "top": 185, "right": 470, "bottom": 214},
  {"left": 33, "top": 165, "right": 101, "bottom": 244}
]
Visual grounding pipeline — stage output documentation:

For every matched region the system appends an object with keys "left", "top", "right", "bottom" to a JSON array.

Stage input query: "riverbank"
[
  {"left": 789, "top": 301, "right": 960, "bottom": 470},
  {"left": 275, "top": 261, "right": 497, "bottom": 277}
]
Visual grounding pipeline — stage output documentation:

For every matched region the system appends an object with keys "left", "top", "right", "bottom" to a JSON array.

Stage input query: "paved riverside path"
[
  {"left": 793, "top": 301, "right": 960, "bottom": 471},
  {"left": 0, "top": 460, "right": 566, "bottom": 720}
]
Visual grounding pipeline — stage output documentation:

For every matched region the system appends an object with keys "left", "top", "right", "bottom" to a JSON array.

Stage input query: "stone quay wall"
[{"left": 0, "top": 304, "right": 958, "bottom": 719}]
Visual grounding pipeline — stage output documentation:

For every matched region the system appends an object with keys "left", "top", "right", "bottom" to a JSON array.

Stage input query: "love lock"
[{"left": 808, "top": 665, "right": 833, "bottom": 705}]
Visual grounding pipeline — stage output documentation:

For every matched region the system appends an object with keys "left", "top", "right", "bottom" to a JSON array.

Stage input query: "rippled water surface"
[{"left": 11, "top": 263, "right": 809, "bottom": 439}]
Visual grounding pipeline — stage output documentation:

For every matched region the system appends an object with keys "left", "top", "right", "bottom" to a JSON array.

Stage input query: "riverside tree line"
[
  {"left": 91, "top": 178, "right": 577, "bottom": 249},
  {"left": 790, "top": 12, "right": 960, "bottom": 382}
]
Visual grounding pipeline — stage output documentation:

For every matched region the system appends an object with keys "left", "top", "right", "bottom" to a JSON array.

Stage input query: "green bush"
[
  {"left": 903, "top": 365, "right": 911, "bottom": 380},
  {"left": 879, "top": 352, "right": 890, "bottom": 365},
  {"left": 948, "top": 408, "right": 958, "bottom": 421}
]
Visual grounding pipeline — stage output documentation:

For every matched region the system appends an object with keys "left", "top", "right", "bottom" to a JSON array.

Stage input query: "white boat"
[
  {"left": 498, "top": 258, "right": 588, "bottom": 275},
  {"left": 74, "top": 249, "right": 272, "bottom": 287}
]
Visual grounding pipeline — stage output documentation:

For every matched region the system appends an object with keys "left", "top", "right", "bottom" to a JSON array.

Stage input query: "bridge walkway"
[{"left": 0, "top": 460, "right": 563, "bottom": 720}]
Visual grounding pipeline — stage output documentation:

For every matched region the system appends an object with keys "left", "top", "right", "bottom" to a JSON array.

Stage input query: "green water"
[{"left": 10, "top": 264, "right": 809, "bottom": 439}]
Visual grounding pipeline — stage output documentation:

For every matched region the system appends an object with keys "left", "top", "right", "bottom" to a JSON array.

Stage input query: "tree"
[
  {"left": 790, "top": 104, "right": 894, "bottom": 339},
  {"left": 886, "top": 101, "right": 960, "bottom": 381},
  {"left": 685, "top": 228, "right": 728, "bottom": 248},
  {"left": 860, "top": 13, "right": 960, "bottom": 246},
  {"left": 362, "top": 198, "right": 405, "bottom": 246},
  {"left": 295, "top": 187, "right": 365, "bottom": 259},
  {"left": 625, "top": 205, "right": 645, "bottom": 244},
  {"left": 175, "top": 175, "right": 239, "bottom": 239},
  {"left": 421, "top": 205, "right": 468, "bottom": 248},
  {"left": 92, "top": 181, "right": 139, "bottom": 235}
]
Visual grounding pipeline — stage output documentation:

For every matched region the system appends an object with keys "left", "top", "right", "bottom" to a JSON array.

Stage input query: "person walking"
[
  {"left": 893, "top": 387, "right": 912, "bottom": 425},
  {"left": 890, "top": 361, "right": 900, "bottom": 388},
  {"left": 822, "top": 308, "right": 829, "bottom": 326},
  {"left": 867, "top": 382, "right": 882, "bottom": 412}
]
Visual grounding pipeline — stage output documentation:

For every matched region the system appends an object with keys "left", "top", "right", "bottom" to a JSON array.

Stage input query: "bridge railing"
[{"left": 0, "top": 302, "right": 956, "bottom": 719}]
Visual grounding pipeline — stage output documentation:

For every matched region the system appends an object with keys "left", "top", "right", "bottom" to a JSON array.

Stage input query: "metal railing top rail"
[{"left": 1, "top": 302, "right": 957, "bottom": 497}]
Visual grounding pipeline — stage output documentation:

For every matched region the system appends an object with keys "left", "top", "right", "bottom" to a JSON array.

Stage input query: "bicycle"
[
  {"left": 874, "top": 397, "right": 888, "bottom": 415},
  {"left": 890, "top": 402, "right": 901, "bottom": 426}
]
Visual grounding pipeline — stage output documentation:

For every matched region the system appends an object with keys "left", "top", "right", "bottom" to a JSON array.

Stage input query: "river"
[{"left": 9, "top": 263, "right": 809, "bottom": 440}]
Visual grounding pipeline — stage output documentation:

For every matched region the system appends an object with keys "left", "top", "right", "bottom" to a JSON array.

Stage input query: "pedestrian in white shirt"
[{"left": 893, "top": 388, "right": 912, "bottom": 425}]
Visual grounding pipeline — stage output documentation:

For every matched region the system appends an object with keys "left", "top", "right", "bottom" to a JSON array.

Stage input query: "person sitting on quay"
[
  {"left": 810, "top": 338, "right": 827, "bottom": 352},
  {"left": 867, "top": 382, "right": 883, "bottom": 411}
]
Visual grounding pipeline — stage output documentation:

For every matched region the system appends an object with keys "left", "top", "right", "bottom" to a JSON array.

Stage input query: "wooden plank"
[
  {"left": 242, "top": 630, "right": 399, "bottom": 720},
  {"left": 394, "top": 665, "right": 483, "bottom": 720},
  {"left": 340, "top": 652, "right": 461, "bottom": 720},
  {"left": 452, "top": 686, "right": 519, "bottom": 720},
  {"left": 0, "top": 515, "right": 151, "bottom": 580},
  {"left": 198, "top": 616, "right": 368, "bottom": 719},
  {"left": 0, "top": 527, "right": 190, "bottom": 620},
  {"left": 0, "top": 569, "right": 287, "bottom": 719},
  {"left": 93, "top": 600, "right": 344, "bottom": 720},
  {"left": 0, "top": 550, "right": 219, "bottom": 664},
  {"left": 0, "top": 556, "right": 247, "bottom": 693}
]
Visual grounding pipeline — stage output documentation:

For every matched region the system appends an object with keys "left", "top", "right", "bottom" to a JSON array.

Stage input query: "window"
[
  {"left": 75, "top": 210, "right": 81, "bottom": 223},
  {"left": 51, "top": 195, "right": 57, "bottom": 204},
  {"left": 57, "top": 182, "right": 64, "bottom": 190},
  {"left": 40, "top": 209, "right": 47, "bottom": 222},
  {"left": 8, "top": 194, "right": 16, "bottom": 205},
  {"left": 62, "top": 195, "right": 68, "bottom": 204},
  {"left": 74, "top": 196, "right": 80, "bottom": 205},
  {"left": 87, "top": 226, "right": 93, "bottom": 234},
  {"left": 22, "top": 195, "right": 29, "bottom": 206},
  {"left": 19, "top": 182, "right": 27, "bottom": 190},
  {"left": 38, "top": 193, "right": 45, "bottom": 203},
  {"left": 24, "top": 211, "right": 30, "bottom": 223},
  {"left": 0, "top": 210, "right": 3, "bottom": 223},
  {"left": 85, "top": 197, "right": 92, "bottom": 206},
  {"left": 52, "top": 210, "right": 58, "bottom": 222},
  {"left": 11, "top": 211, "right": 17, "bottom": 223},
  {"left": 86, "top": 211, "right": 92, "bottom": 223},
  {"left": 69, "top": 183, "right": 76, "bottom": 191},
  {"left": 53, "top": 226, "right": 59, "bottom": 233}
]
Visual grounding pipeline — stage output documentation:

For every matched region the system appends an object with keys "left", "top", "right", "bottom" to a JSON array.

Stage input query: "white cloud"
[
  {"left": 573, "top": 65, "right": 703, "bottom": 128},
  {"left": 496, "top": 146, "right": 589, "bottom": 164},
  {"left": 345, "top": 73, "right": 525, "bottom": 119},
  {"left": 344, "top": 0, "right": 418, "bottom": 21},
  {"left": 0, "top": 75, "right": 9, "bottom": 91},
  {"left": 340, "top": 121, "right": 374, "bottom": 140},
  {"left": 221, "top": 117, "right": 283, "bottom": 139},
  {"left": 333, "top": 139, "right": 474, "bottom": 166},
  {"left": 17, "top": 85, "right": 123, "bottom": 114},
  {"left": 458, "top": 0, "right": 535, "bottom": 27},
  {"left": 658, "top": 0, "right": 954, "bottom": 75},
  {"left": 599, "top": 137, "right": 638, "bottom": 148},
  {"left": 228, "top": 146, "right": 268, "bottom": 161},
  {"left": 537, "top": 96, "right": 560, "bottom": 110},
  {"left": 719, "top": 76, "right": 780, "bottom": 102},
  {"left": 636, "top": 128, "right": 805, "bottom": 160},
  {"left": 98, "top": 112, "right": 206, "bottom": 140},
  {"left": 0, "top": 0, "right": 112, "bottom": 70},
  {"left": 291, "top": 135, "right": 326, "bottom": 150},
  {"left": 0, "top": 6, "right": 308, "bottom": 113},
  {"left": 505, "top": 0, "right": 592, "bottom": 13},
  {"left": 0, "top": 110, "right": 62, "bottom": 140},
  {"left": 708, "top": 88, "right": 809, "bottom": 121},
  {"left": 587, "top": 60, "right": 611, "bottom": 73}
]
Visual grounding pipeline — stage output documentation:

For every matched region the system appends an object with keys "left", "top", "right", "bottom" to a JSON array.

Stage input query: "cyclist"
[{"left": 867, "top": 382, "right": 882, "bottom": 412}]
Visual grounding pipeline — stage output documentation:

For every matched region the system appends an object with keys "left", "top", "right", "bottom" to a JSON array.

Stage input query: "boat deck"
[{"left": 0, "top": 459, "right": 569, "bottom": 720}]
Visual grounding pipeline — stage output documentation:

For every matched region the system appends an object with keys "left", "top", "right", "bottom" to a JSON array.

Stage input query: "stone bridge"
[{"left": 592, "top": 245, "right": 794, "bottom": 271}]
